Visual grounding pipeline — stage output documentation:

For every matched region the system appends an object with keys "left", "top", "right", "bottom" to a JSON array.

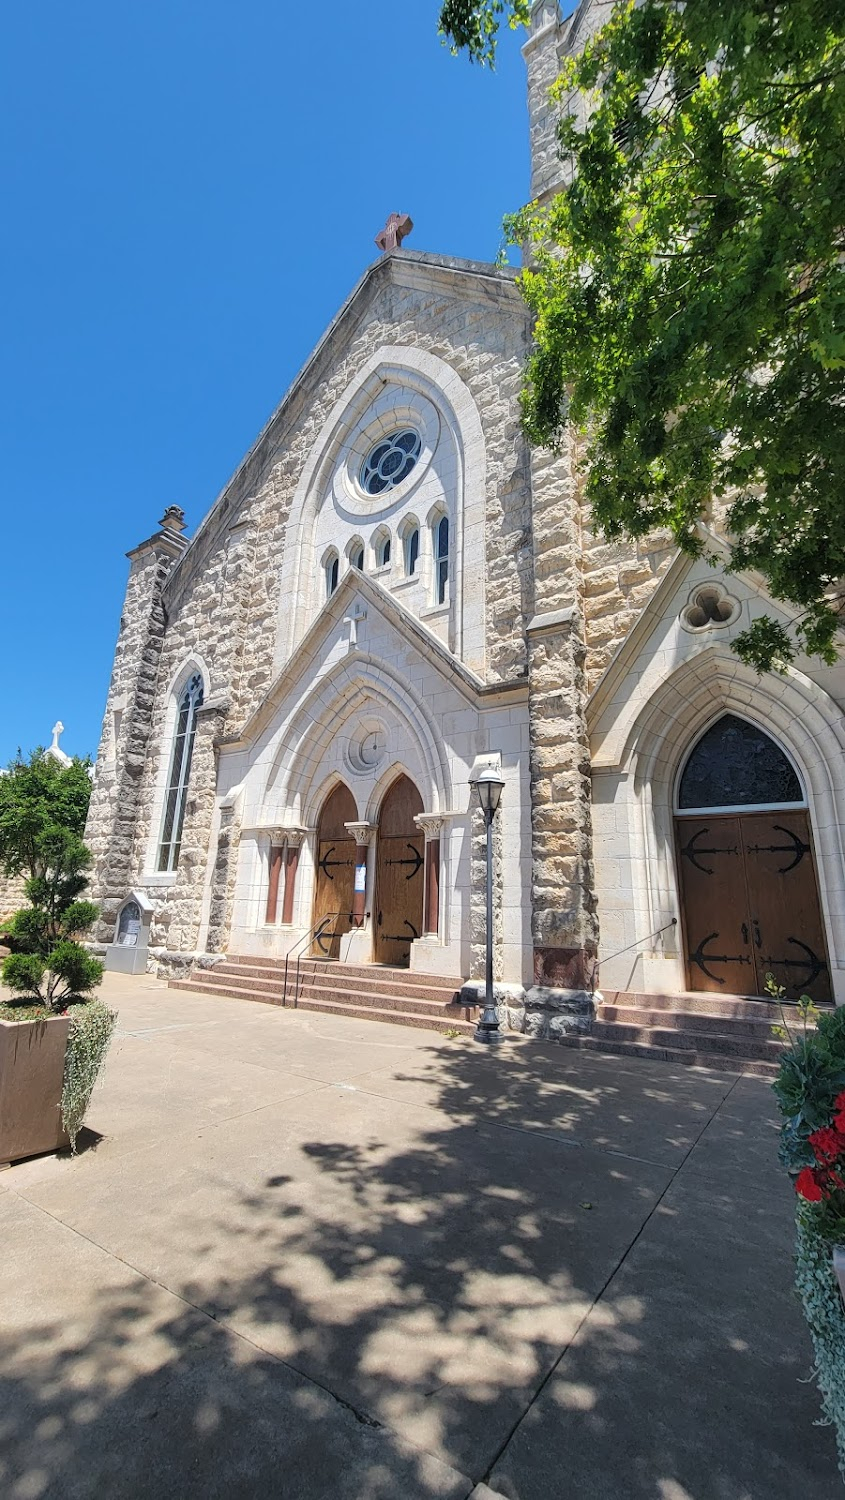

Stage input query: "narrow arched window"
[
  {"left": 435, "top": 515, "right": 449, "bottom": 604},
  {"left": 406, "top": 527, "right": 419, "bottom": 577},
  {"left": 326, "top": 553, "right": 339, "bottom": 597},
  {"left": 352, "top": 546, "right": 364, "bottom": 571},
  {"left": 158, "top": 673, "right": 204, "bottom": 872},
  {"left": 376, "top": 534, "right": 391, "bottom": 568}
]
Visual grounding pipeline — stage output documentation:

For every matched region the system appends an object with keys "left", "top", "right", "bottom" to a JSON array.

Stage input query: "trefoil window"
[{"left": 158, "top": 673, "right": 204, "bottom": 872}]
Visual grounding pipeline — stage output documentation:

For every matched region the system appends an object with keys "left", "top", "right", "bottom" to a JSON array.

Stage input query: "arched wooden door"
[
  {"left": 374, "top": 776, "right": 424, "bottom": 967},
  {"left": 312, "top": 783, "right": 356, "bottom": 958},
  {"left": 675, "top": 715, "right": 831, "bottom": 1002}
]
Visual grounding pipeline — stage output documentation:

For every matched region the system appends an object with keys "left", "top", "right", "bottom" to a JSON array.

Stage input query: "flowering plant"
[
  {"left": 773, "top": 986, "right": 845, "bottom": 1244},
  {"left": 793, "top": 1096, "right": 845, "bottom": 1244}
]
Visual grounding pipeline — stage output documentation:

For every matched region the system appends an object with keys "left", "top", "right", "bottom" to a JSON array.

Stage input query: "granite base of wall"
[
  {"left": 146, "top": 949, "right": 226, "bottom": 980},
  {"left": 459, "top": 980, "right": 596, "bottom": 1038}
]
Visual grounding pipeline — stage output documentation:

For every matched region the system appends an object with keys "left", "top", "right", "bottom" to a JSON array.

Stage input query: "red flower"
[
  {"left": 835, "top": 1091, "right": 845, "bottom": 1113},
  {"left": 809, "top": 1126, "right": 843, "bottom": 1165},
  {"left": 796, "top": 1167, "right": 825, "bottom": 1202},
  {"left": 834, "top": 1111, "right": 845, "bottom": 1136}
]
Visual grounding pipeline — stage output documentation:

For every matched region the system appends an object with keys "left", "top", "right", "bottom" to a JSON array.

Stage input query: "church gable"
[
  {"left": 156, "top": 251, "right": 531, "bottom": 743},
  {"left": 587, "top": 545, "right": 845, "bottom": 771}
]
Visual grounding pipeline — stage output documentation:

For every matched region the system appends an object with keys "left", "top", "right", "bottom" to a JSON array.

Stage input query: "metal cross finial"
[
  {"left": 343, "top": 602, "right": 368, "bottom": 650},
  {"left": 375, "top": 213, "right": 413, "bottom": 253}
]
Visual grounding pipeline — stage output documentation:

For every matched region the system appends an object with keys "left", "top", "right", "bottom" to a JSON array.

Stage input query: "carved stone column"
[
  {"left": 415, "top": 814, "right": 446, "bottom": 937},
  {"left": 344, "top": 823, "right": 377, "bottom": 930},
  {"left": 265, "top": 838, "right": 284, "bottom": 925},
  {"left": 281, "top": 827, "right": 307, "bottom": 925}
]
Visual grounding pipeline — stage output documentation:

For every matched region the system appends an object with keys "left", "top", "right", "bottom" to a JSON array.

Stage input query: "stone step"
[
  {"left": 205, "top": 961, "right": 462, "bottom": 1005},
  {"left": 168, "top": 977, "right": 476, "bottom": 1036},
  {"left": 224, "top": 954, "right": 463, "bottom": 988},
  {"left": 591, "top": 1020, "right": 783, "bottom": 1063},
  {"left": 600, "top": 988, "right": 828, "bottom": 1024},
  {"left": 597, "top": 1004, "right": 783, "bottom": 1042},
  {"left": 170, "top": 974, "right": 474, "bottom": 1021},
  {"left": 552, "top": 1033, "right": 780, "bottom": 1078}
]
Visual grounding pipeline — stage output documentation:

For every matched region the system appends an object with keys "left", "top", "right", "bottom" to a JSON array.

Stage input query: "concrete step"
[
  {"left": 601, "top": 988, "right": 829, "bottom": 1024},
  {"left": 553, "top": 1033, "right": 780, "bottom": 1078},
  {"left": 597, "top": 1004, "right": 781, "bottom": 1040},
  {"left": 591, "top": 1020, "right": 783, "bottom": 1063},
  {"left": 170, "top": 974, "right": 474, "bottom": 1021},
  {"left": 168, "top": 977, "right": 475, "bottom": 1036},
  {"left": 224, "top": 954, "right": 463, "bottom": 987},
  {"left": 206, "top": 961, "right": 462, "bottom": 1005}
]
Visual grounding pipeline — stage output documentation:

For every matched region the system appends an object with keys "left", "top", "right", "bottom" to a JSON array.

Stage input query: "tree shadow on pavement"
[{"left": 0, "top": 1037, "right": 835, "bottom": 1499}]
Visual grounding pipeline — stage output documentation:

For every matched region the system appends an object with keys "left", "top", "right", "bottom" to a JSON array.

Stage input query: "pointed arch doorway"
[
  {"left": 312, "top": 783, "right": 356, "bottom": 958},
  {"left": 674, "top": 715, "right": 831, "bottom": 1002},
  {"left": 374, "top": 775, "right": 424, "bottom": 966}
]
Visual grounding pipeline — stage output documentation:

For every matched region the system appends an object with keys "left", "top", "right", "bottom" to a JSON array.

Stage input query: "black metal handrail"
[{"left": 282, "top": 911, "right": 368, "bottom": 1006}]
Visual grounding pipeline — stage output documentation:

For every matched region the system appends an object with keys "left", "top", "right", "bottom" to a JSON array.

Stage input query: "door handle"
[
  {"left": 377, "top": 910, "right": 382, "bottom": 926},
  {"left": 741, "top": 923, "right": 749, "bottom": 945},
  {"left": 752, "top": 919, "right": 762, "bottom": 949}
]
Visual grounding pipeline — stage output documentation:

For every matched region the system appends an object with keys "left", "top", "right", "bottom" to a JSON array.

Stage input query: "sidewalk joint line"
[{"left": 477, "top": 1070, "right": 744, "bottom": 1489}]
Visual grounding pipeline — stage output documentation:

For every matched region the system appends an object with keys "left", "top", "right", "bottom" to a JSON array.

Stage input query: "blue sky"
[{"left": 0, "top": 1, "right": 530, "bottom": 765}]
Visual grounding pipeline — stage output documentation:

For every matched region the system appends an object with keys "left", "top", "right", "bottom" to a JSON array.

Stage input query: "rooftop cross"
[
  {"left": 51, "top": 721, "right": 65, "bottom": 753},
  {"left": 375, "top": 213, "right": 413, "bottom": 253}
]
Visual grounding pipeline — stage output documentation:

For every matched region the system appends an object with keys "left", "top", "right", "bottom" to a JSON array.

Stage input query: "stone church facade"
[{"left": 86, "top": 1, "right": 845, "bottom": 1032}]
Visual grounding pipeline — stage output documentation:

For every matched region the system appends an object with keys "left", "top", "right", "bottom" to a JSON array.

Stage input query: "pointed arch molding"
[
  {"left": 273, "top": 345, "right": 487, "bottom": 673},
  {"left": 260, "top": 653, "right": 451, "bottom": 828},
  {"left": 592, "top": 644, "right": 845, "bottom": 976}
]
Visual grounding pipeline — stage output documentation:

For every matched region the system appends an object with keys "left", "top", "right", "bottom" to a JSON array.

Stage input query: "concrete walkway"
[{"left": 1, "top": 973, "right": 836, "bottom": 1499}]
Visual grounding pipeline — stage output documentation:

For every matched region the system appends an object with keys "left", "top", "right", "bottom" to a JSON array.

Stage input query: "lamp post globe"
[{"left": 470, "top": 765, "right": 506, "bottom": 1045}]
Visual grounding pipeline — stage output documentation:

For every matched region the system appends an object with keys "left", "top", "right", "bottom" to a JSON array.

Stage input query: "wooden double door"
[
  {"left": 373, "top": 776, "right": 424, "bottom": 967},
  {"left": 675, "top": 809, "right": 831, "bottom": 1002},
  {"left": 312, "top": 784, "right": 356, "bottom": 958},
  {"left": 310, "top": 776, "right": 425, "bottom": 968}
]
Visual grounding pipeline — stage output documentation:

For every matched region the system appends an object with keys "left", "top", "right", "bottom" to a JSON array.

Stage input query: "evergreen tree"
[{"left": 0, "top": 751, "right": 103, "bottom": 1008}]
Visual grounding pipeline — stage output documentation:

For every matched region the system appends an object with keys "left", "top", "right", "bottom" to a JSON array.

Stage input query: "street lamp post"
[{"left": 470, "top": 765, "right": 506, "bottom": 1045}]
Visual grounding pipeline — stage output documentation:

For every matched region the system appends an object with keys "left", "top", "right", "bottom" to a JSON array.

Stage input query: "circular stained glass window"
[{"left": 360, "top": 429, "right": 421, "bottom": 496}]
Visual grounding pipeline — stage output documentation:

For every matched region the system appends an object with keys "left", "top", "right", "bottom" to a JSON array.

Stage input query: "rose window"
[{"left": 360, "top": 430, "right": 421, "bottom": 496}]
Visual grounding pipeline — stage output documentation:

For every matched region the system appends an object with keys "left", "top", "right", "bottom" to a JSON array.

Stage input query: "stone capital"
[
  {"left": 414, "top": 814, "right": 446, "bottom": 841},
  {"left": 345, "top": 822, "right": 377, "bottom": 846},
  {"left": 265, "top": 826, "right": 308, "bottom": 848}
]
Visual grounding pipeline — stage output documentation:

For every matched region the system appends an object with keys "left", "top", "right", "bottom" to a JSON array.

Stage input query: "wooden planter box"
[{"left": 0, "top": 1015, "right": 70, "bottom": 1167}]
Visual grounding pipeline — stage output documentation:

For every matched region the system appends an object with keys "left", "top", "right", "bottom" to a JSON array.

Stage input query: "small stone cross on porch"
[{"left": 343, "top": 602, "right": 368, "bottom": 651}]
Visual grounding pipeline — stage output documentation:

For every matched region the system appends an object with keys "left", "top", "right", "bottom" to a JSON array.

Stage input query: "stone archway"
[
  {"left": 312, "top": 783, "right": 357, "bottom": 958},
  {"left": 373, "top": 775, "right": 424, "bottom": 966}
]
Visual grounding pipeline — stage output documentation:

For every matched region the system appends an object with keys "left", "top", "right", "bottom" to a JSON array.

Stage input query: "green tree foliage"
[
  {"left": 0, "top": 751, "right": 102, "bottom": 1007},
  {"left": 439, "top": 0, "right": 529, "bottom": 65},
  {"left": 0, "top": 750, "right": 92, "bottom": 880},
  {"left": 442, "top": 0, "right": 845, "bottom": 670}
]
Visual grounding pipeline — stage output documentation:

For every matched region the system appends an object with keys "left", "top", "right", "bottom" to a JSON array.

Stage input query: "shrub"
[
  {"left": 61, "top": 999, "right": 117, "bottom": 1150},
  {"left": 772, "top": 983, "right": 845, "bottom": 1479}
]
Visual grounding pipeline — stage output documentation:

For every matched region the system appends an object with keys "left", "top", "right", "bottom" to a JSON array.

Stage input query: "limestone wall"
[
  {"left": 524, "top": 0, "right": 618, "bottom": 204},
  {"left": 579, "top": 520, "right": 676, "bottom": 694},
  {"left": 0, "top": 870, "right": 27, "bottom": 921}
]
